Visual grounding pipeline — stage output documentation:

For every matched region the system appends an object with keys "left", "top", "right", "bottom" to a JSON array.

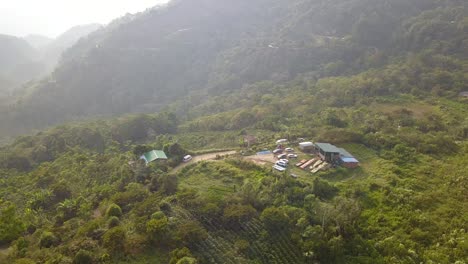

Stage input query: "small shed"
[
  {"left": 299, "top": 141, "right": 315, "bottom": 151},
  {"left": 315, "top": 143, "right": 341, "bottom": 162},
  {"left": 140, "top": 150, "right": 168, "bottom": 164}
]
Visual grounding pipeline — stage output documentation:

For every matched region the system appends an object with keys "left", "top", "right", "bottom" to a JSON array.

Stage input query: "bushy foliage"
[
  {"left": 73, "top": 250, "right": 93, "bottom": 264},
  {"left": 102, "top": 227, "right": 126, "bottom": 252},
  {"left": 0, "top": 202, "right": 25, "bottom": 245},
  {"left": 105, "top": 204, "right": 122, "bottom": 218},
  {"left": 39, "top": 231, "right": 58, "bottom": 248}
]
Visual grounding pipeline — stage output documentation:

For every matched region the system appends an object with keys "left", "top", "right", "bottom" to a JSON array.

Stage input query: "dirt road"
[
  {"left": 172, "top": 150, "right": 237, "bottom": 172},
  {"left": 244, "top": 154, "right": 277, "bottom": 166}
]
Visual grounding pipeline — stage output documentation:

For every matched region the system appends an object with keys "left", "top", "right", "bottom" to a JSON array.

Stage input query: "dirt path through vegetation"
[
  {"left": 244, "top": 154, "right": 277, "bottom": 166},
  {"left": 172, "top": 150, "right": 237, "bottom": 173}
]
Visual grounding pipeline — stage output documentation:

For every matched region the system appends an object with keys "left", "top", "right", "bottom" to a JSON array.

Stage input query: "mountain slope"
[
  {"left": 24, "top": 34, "right": 53, "bottom": 50},
  {"left": 0, "top": 0, "right": 467, "bottom": 263},
  {"left": 0, "top": 34, "right": 42, "bottom": 85},
  {"left": 4, "top": 0, "right": 465, "bottom": 136},
  {"left": 1, "top": 0, "right": 467, "bottom": 138}
]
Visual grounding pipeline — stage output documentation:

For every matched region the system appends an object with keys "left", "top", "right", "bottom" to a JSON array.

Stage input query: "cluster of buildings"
[{"left": 299, "top": 141, "right": 359, "bottom": 168}]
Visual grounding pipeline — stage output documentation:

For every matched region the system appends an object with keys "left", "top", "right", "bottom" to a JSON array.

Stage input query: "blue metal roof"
[{"left": 341, "top": 157, "right": 359, "bottom": 163}]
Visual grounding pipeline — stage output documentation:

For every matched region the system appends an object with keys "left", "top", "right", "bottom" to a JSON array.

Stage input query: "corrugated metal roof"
[
  {"left": 141, "top": 150, "right": 168, "bottom": 163},
  {"left": 341, "top": 157, "right": 359, "bottom": 163},
  {"left": 315, "top": 143, "right": 340, "bottom": 153},
  {"left": 338, "top": 148, "right": 354, "bottom": 158}
]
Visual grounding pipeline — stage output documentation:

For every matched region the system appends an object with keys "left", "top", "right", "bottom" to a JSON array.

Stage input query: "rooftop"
[
  {"left": 341, "top": 157, "right": 359, "bottom": 163},
  {"left": 338, "top": 148, "right": 354, "bottom": 158},
  {"left": 141, "top": 150, "right": 168, "bottom": 163},
  {"left": 315, "top": 142, "right": 341, "bottom": 153}
]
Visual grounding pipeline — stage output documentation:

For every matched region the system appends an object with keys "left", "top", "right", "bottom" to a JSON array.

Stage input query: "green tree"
[
  {"left": 260, "top": 207, "right": 290, "bottom": 233},
  {"left": 39, "top": 231, "right": 58, "bottom": 248},
  {"left": 175, "top": 221, "right": 208, "bottom": 246},
  {"left": 223, "top": 204, "right": 257, "bottom": 228},
  {"left": 146, "top": 216, "right": 168, "bottom": 241},
  {"left": 170, "top": 247, "right": 195, "bottom": 264},
  {"left": 102, "top": 227, "right": 126, "bottom": 252},
  {"left": 106, "top": 204, "right": 122, "bottom": 218},
  {"left": 0, "top": 202, "right": 25, "bottom": 245},
  {"left": 73, "top": 249, "right": 93, "bottom": 264}
]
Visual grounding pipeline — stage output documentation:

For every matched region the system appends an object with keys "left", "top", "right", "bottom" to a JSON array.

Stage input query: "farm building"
[
  {"left": 314, "top": 143, "right": 341, "bottom": 163},
  {"left": 338, "top": 148, "right": 359, "bottom": 168},
  {"left": 299, "top": 141, "right": 315, "bottom": 151},
  {"left": 340, "top": 157, "right": 360, "bottom": 168},
  {"left": 140, "top": 150, "right": 168, "bottom": 164}
]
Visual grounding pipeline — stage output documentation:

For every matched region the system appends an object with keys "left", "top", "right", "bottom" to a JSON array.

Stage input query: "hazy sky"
[{"left": 0, "top": 0, "right": 170, "bottom": 38}]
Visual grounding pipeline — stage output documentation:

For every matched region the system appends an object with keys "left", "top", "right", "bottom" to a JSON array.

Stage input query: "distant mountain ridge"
[
  {"left": 1, "top": 0, "right": 467, "bottom": 136},
  {"left": 0, "top": 24, "right": 102, "bottom": 93}
]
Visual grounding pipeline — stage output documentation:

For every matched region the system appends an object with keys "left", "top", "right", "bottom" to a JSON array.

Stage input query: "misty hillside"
[
  {"left": 0, "top": 1, "right": 467, "bottom": 263},
  {"left": 1, "top": 0, "right": 466, "bottom": 137},
  {"left": 39, "top": 23, "right": 103, "bottom": 70},
  {"left": 0, "top": 24, "right": 102, "bottom": 96},
  {"left": 0, "top": 35, "right": 43, "bottom": 88},
  {"left": 24, "top": 34, "right": 53, "bottom": 50}
]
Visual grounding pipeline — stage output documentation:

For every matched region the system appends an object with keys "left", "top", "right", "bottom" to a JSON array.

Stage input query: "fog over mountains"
[
  {"left": 0, "top": 23, "right": 102, "bottom": 93},
  {"left": 1, "top": 0, "right": 465, "bottom": 137}
]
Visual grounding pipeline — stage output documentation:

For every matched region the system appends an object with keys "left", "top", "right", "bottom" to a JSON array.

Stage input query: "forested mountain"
[
  {"left": 0, "top": 0, "right": 467, "bottom": 263},
  {"left": 39, "top": 24, "right": 103, "bottom": 72},
  {"left": 2, "top": 0, "right": 466, "bottom": 137}
]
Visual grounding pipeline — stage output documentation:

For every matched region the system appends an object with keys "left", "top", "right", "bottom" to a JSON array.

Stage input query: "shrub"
[
  {"left": 170, "top": 247, "right": 194, "bottom": 264},
  {"left": 106, "top": 204, "right": 122, "bottom": 218},
  {"left": 14, "top": 259, "right": 36, "bottom": 264},
  {"left": 51, "top": 181, "right": 72, "bottom": 201},
  {"left": 39, "top": 231, "right": 58, "bottom": 248},
  {"left": 159, "top": 201, "right": 172, "bottom": 213},
  {"left": 73, "top": 250, "right": 93, "bottom": 264},
  {"left": 177, "top": 257, "right": 198, "bottom": 264},
  {"left": 107, "top": 216, "right": 120, "bottom": 228},
  {"left": 175, "top": 221, "right": 208, "bottom": 245},
  {"left": 102, "top": 227, "right": 126, "bottom": 252},
  {"left": 151, "top": 211, "right": 165, "bottom": 220},
  {"left": 0, "top": 202, "right": 26, "bottom": 244},
  {"left": 223, "top": 204, "right": 256, "bottom": 228},
  {"left": 146, "top": 217, "right": 168, "bottom": 242}
]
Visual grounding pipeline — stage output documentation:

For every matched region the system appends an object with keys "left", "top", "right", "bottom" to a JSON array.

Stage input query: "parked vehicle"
[
  {"left": 285, "top": 148, "right": 294, "bottom": 152},
  {"left": 290, "top": 173, "right": 298, "bottom": 178},
  {"left": 273, "top": 149, "right": 283, "bottom": 154},
  {"left": 273, "top": 165, "right": 286, "bottom": 172},
  {"left": 183, "top": 155, "right": 193, "bottom": 162},
  {"left": 276, "top": 161, "right": 287, "bottom": 167},
  {"left": 279, "top": 159, "right": 289, "bottom": 164},
  {"left": 276, "top": 139, "right": 288, "bottom": 144},
  {"left": 288, "top": 154, "right": 298, "bottom": 158},
  {"left": 277, "top": 153, "right": 287, "bottom": 159}
]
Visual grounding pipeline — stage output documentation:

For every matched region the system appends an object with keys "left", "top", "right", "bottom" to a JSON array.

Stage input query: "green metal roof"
[
  {"left": 141, "top": 150, "right": 168, "bottom": 163},
  {"left": 315, "top": 143, "right": 341, "bottom": 153},
  {"left": 338, "top": 148, "right": 354, "bottom": 158}
]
